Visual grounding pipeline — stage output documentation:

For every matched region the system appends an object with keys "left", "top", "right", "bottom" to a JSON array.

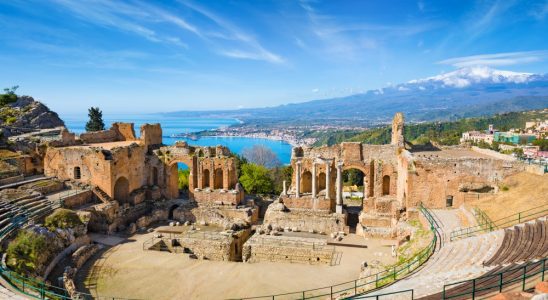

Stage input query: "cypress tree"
[{"left": 85, "top": 107, "right": 105, "bottom": 132}]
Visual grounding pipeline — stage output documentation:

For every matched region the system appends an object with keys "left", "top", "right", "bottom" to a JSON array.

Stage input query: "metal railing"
[
  {"left": 442, "top": 257, "right": 546, "bottom": 299},
  {"left": 354, "top": 289, "right": 414, "bottom": 299},
  {"left": 450, "top": 204, "right": 548, "bottom": 241},
  {"left": 231, "top": 203, "right": 438, "bottom": 300}
]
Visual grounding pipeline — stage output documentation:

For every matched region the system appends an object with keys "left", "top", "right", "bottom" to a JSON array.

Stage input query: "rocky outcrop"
[{"left": 0, "top": 96, "right": 65, "bottom": 140}]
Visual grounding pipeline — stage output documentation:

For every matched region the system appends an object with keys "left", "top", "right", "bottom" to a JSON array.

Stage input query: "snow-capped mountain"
[
  {"left": 167, "top": 66, "right": 548, "bottom": 124},
  {"left": 406, "top": 66, "right": 536, "bottom": 88}
]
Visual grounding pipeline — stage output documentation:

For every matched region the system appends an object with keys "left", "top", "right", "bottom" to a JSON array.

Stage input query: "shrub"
[
  {"left": 0, "top": 86, "right": 18, "bottom": 107},
  {"left": 44, "top": 209, "right": 83, "bottom": 231},
  {"left": 6, "top": 230, "right": 47, "bottom": 275},
  {"left": 178, "top": 169, "right": 189, "bottom": 190},
  {"left": 239, "top": 163, "right": 274, "bottom": 194}
]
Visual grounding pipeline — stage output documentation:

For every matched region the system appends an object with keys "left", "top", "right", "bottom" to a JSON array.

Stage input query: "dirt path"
[{"left": 82, "top": 231, "right": 396, "bottom": 300}]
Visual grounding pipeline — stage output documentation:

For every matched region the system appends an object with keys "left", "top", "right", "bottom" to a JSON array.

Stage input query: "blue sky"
[{"left": 1, "top": 0, "right": 548, "bottom": 114}]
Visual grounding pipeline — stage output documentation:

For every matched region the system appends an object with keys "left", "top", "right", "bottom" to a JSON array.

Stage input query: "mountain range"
[{"left": 165, "top": 66, "right": 548, "bottom": 126}]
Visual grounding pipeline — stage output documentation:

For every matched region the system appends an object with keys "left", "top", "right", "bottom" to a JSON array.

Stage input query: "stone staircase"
[
  {"left": 92, "top": 186, "right": 112, "bottom": 203},
  {"left": 360, "top": 211, "right": 548, "bottom": 299},
  {"left": 363, "top": 208, "right": 502, "bottom": 299}
]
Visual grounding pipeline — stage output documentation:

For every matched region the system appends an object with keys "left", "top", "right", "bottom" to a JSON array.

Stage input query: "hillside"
[
  {"left": 307, "top": 109, "right": 548, "bottom": 147},
  {"left": 164, "top": 67, "right": 548, "bottom": 126},
  {"left": 0, "top": 94, "right": 65, "bottom": 145}
]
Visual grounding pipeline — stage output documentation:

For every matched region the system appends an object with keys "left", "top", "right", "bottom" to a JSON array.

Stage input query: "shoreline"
[{"left": 170, "top": 134, "right": 301, "bottom": 147}]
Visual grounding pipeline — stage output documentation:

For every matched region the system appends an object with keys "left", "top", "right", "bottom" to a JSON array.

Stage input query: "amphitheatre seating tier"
[
  {"left": 430, "top": 259, "right": 547, "bottom": 300},
  {"left": 485, "top": 217, "right": 547, "bottom": 266}
]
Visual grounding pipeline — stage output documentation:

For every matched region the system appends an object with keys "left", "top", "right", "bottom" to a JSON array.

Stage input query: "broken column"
[{"left": 336, "top": 161, "right": 343, "bottom": 213}]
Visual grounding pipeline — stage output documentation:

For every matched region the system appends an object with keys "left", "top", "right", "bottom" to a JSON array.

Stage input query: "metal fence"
[
  {"left": 450, "top": 204, "right": 548, "bottom": 241},
  {"left": 354, "top": 289, "right": 414, "bottom": 299},
  {"left": 442, "top": 257, "right": 546, "bottom": 299}
]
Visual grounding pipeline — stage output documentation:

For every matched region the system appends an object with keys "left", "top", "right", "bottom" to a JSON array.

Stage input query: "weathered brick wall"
[
  {"left": 140, "top": 123, "right": 162, "bottom": 146},
  {"left": 243, "top": 234, "right": 334, "bottom": 265},
  {"left": 62, "top": 190, "right": 93, "bottom": 209},
  {"left": 79, "top": 129, "right": 117, "bottom": 144},
  {"left": 264, "top": 208, "right": 346, "bottom": 234},
  {"left": 406, "top": 156, "right": 524, "bottom": 208},
  {"left": 193, "top": 189, "right": 244, "bottom": 205}
]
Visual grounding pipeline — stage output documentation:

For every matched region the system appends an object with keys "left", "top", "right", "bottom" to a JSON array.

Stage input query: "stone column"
[
  {"left": 336, "top": 161, "right": 343, "bottom": 213},
  {"left": 282, "top": 180, "right": 287, "bottom": 196},
  {"left": 325, "top": 161, "right": 331, "bottom": 200},
  {"left": 295, "top": 161, "right": 301, "bottom": 198},
  {"left": 311, "top": 162, "right": 317, "bottom": 198}
]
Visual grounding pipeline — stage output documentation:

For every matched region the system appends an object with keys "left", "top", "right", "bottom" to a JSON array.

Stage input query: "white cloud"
[
  {"left": 437, "top": 50, "right": 548, "bottom": 68},
  {"left": 312, "top": 88, "right": 319, "bottom": 93},
  {"left": 180, "top": 1, "right": 285, "bottom": 64}
]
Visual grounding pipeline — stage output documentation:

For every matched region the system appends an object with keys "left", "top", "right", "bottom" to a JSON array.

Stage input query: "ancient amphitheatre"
[{"left": 0, "top": 110, "right": 546, "bottom": 300}]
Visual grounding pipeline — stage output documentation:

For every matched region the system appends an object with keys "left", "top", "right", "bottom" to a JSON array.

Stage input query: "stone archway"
[
  {"left": 301, "top": 171, "right": 312, "bottom": 193},
  {"left": 318, "top": 172, "right": 326, "bottom": 191},
  {"left": 114, "top": 177, "right": 130, "bottom": 204},
  {"left": 383, "top": 175, "right": 390, "bottom": 195},
  {"left": 168, "top": 204, "right": 179, "bottom": 220},
  {"left": 202, "top": 169, "right": 210, "bottom": 188},
  {"left": 214, "top": 168, "right": 223, "bottom": 189}
]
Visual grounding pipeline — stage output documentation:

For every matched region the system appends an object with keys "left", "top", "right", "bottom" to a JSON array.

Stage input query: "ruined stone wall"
[
  {"left": 44, "top": 147, "right": 112, "bottom": 193},
  {"left": 280, "top": 195, "right": 332, "bottom": 211},
  {"left": 79, "top": 129, "right": 117, "bottom": 144},
  {"left": 140, "top": 123, "right": 162, "bottom": 147},
  {"left": 112, "top": 122, "right": 136, "bottom": 141},
  {"left": 178, "top": 234, "right": 234, "bottom": 261},
  {"left": 109, "top": 143, "right": 148, "bottom": 202},
  {"left": 78, "top": 122, "right": 136, "bottom": 144},
  {"left": 243, "top": 234, "right": 334, "bottom": 265},
  {"left": 62, "top": 190, "right": 93, "bottom": 209},
  {"left": 193, "top": 187, "right": 243, "bottom": 205},
  {"left": 406, "top": 156, "right": 524, "bottom": 208},
  {"left": 263, "top": 208, "right": 346, "bottom": 234}
]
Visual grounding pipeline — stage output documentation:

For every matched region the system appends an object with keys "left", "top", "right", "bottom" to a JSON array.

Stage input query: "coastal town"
[{"left": 460, "top": 117, "right": 548, "bottom": 160}]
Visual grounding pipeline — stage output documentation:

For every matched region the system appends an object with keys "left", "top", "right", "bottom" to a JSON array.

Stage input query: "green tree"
[
  {"left": 6, "top": 230, "right": 47, "bottom": 275},
  {"left": 269, "top": 165, "right": 293, "bottom": 194},
  {"left": 532, "top": 139, "right": 548, "bottom": 151},
  {"left": 0, "top": 85, "right": 19, "bottom": 106},
  {"left": 85, "top": 107, "right": 105, "bottom": 132},
  {"left": 178, "top": 169, "right": 190, "bottom": 190},
  {"left": 239, "top": 163, "right": 274, "bottom": 194},
  {"left": 44, "top": 209, "right": 83, "bottom": 231}
]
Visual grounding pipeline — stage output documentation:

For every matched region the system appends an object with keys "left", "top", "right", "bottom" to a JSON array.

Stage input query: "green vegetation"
[
  {"left": 239, "top": 163, "right": 274, "bottom": 194},
  {"left": 178, "top": 169, "right": 189, "bottom": 190},
  {"left": 269, "top": 165, "right": 292, "bottom": 194},
  {"left": 85, "top": 106, "right": 105, "bottom": 132},
  {"left": 44, "top": 209, "right": 83, "bottom": 231},
  {"left": 6, "top": 230, "right": 47, "bottom": 275},
  {"left": 309, "top": 110, "right": 548, "bottom": 147},
  {"left": 0, "top": 86, "right": 18, "bottom": 107},
  {"left": 532, "top": 138, "right": 548, "bottom": 151}
]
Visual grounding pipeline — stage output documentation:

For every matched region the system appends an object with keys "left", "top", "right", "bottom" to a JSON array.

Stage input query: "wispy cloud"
[
  {"left": 297, "top": 0, "right": 442, "bottom": 60},
  {"left": 179, "top": 1, "right": 285, "bottom": 64},
  {"left": 529, "top": 1, "right": 548, "bottom": 20},
  {"left": 51, "top": 0, "right": 189, "bottom": 48},
  {"left": 437, "top": 50, "right": 548, "bottom": 68}
]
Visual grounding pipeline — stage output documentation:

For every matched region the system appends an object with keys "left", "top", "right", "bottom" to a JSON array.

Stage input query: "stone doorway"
[
  {"left": 168, "top": 162, "right": 191, "bottom": 199},
  {"left": 168, "top": 204, "right": 179, "bottom": 220},
  {"left": 342, "top": 168, "right": 365, "bottom": 230}
]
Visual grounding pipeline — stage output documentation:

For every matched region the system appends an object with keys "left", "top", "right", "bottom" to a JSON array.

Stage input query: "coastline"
[{"left": 174, "top": 133, "right": 301, "bottom": 147}]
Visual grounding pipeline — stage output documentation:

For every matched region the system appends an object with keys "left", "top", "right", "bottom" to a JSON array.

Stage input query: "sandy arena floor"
[{"left": 80, "top": 230, "right": 395, "bottom": 300}]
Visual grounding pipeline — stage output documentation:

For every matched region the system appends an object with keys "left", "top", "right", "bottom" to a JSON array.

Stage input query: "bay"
[{"left": 62, "top": 113, "right": 292, "bottom": 164}]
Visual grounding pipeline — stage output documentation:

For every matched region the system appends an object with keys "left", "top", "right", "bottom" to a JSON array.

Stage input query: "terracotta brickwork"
[{"left": 44, "top": 123, "right": 243, "bottom": 206}]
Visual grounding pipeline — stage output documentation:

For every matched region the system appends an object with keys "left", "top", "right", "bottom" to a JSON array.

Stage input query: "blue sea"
[{"left": 62, "top": 114, "right": 292, "bottom": 164}]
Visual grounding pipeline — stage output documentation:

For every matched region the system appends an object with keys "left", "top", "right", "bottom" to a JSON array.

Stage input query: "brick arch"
[{"left": 113, "top": 176, "right": 130, "bottom": 204}]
